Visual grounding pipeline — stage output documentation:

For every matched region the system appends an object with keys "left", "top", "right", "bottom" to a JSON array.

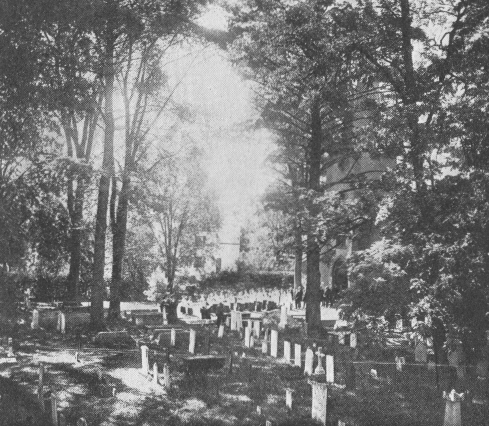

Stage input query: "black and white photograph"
[{"left": 0, "top": 0, "right": 488, "bottom": 425}]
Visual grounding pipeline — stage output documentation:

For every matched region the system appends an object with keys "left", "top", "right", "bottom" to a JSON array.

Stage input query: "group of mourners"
[{"left": 293, "top": 285, "right": 339, "bottom": 309}]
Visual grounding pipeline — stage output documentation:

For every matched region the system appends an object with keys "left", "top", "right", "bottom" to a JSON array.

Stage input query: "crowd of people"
[{"left": 292, "top": 285, "right": 340, "bottom": 309}]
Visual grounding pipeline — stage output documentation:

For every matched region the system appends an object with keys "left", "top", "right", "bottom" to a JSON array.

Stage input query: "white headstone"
[
  {"left": 396, "top": 318, "right": 403, "bottom": 331},
  {"left": 162, "top": 306, "right": 168, "bottom": 325},
  {"left": 225, "top": 316, "right": 231, "bottom": 328},
  {"left": 189, "top": 329, "right": 196, "bottom": 354},
  {"left": 310, "top": 381, "right": 328, "bottom": 425},
  {"left": 304, "top": 347, "right": 314, "bottom": 376},
  {"left": 443, "top": 390, "right": 464, "bottom": 426},
  {"left": 170, "top": 328, "right": 176, "bottom": 346},
  {"left": 294, "top": 343, "right": 302, "bottom": 367},
  {"left": 236, "top": 311, "right": 243, "bottom": 331},
  {"left": 262, "top": 340, "right": 268, "bottom": 354},
  {"left": 153, "top": 362, "right": 159, "bottom": 385},
  {"left": 218, "top": 324, "right": 225, "bottom": 338},
  {"left": 326, "top": 355, "right": 335, "bottom": 383},
  {"left": 370, "top": 369, "right": 378, "bottom": 379},
  {"left": 279, "top": 305, "right": 287, "bottom": 328},
  {"left": 57, "top": 312, "right": 66, "bottom": 334},
  {"left": 163, "top": 363, "right": 171, "bottom": 389},
  {"left": 230, "top": 311, "right": 237, "bottom": 331},
  {"left": 285, "top": 388, "right": 294, "bottom": 409},
  {"left": 395, "top": 356, "right": 405, "bottom": 372},
  {"left": 245, "top": 326, "right": 252, "bottom": 348},
  {"left": 350, "top": 333, "right": 357, "bottom": 348},
  {"left": 271, "top": 329, "right": 278, "bottom": 358},
  {"left": 141, "top": 345, "right": 149, "bottom": 374},
  {"left": 31, "top": 309, "right": 39, "bottom": 329},
  {"left": 254, "top": 320, "right": 261, "bottom": 338},
  {"left": 284, "top": 340, "right": 291, "bottom": 363}
]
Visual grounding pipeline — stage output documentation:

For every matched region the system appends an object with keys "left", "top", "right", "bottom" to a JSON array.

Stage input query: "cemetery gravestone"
[
  {"left": 443, "top": 389, "right": 464, "bottom": 426},
  {"left": 295, "top": 343, "right": 302, "bottom": 367},
  {"left": 285, "top": 388, "right": 294, "bottom": 409},
  {"left": 218, "top": 324, "right": 225, "bottom": 338},
  {"left": 31, "top": 309, "right": 39, "bottom": 329},
  {"left": 315, "top": 349, "right": 325, "bottom": 375},
  {"left": 415, "top": 341, "right": 428, "bottom": 363},
  {"left": 245, "top": 325, "right": 251, "bottom": 348},
  {"left": 141, "top": 345, "right": 149, "bottom": 375},
  {"left": 284, "top": 340, "right": 291, "bottom": 363},
  {"left": 189, "top": 329, "right": 196, "bottom": 354},
  {"left": 279, "top": 305, "right": 287, "bottom": 328},
  {"left": 326, "top": 355, "right": 335, "bottom": 383},
  {"left": 350, "top": 333, "right": 357, "bottom": 349},
  {"left": 171, "top": 328, "right": 176, "bottom": 346},
  {"left": 309, "top": 381, "right": 328, "bottom": 425},
  {"left": 254, "top": 320, "right": 261, "bottom": 338},
  {"left": 271, "top": 329, "right": 278, "bottom": 358},
  {"left": 304, "top": 347, "right": 314, "bottom": 376}
]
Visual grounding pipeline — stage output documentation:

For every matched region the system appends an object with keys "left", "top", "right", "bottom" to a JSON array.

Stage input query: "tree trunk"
[
  {"left": 305, "top": 98, "right": 323, "bottom": 335},
  {"left": 91, "top": 38, "right": 115, "bottom": 329},
  {"left": 109, "top": 175, "right": 130, "bottom": 318},
  {"left": 66, "top": 175, "right": 86, "bottom": 302},
  {"left": 294, "top": 222, "right": 302, "bottom": 290}
]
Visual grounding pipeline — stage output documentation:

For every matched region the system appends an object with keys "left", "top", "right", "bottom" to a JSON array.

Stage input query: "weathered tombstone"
[
  {"left": 315, "top": 349, "right": 325, "bottom": 375},
  {"left": 304, "top": 347, "right": 314, "bottom": 376},
  {"left": 245, "top": 325, "right": 252, "bottom": 348},
  {"left": 163, "top": 363, "right": 171, "bottom": 389},
  {"left": 254, "top": 320, "right": 261, "bottom": 338},
  {"left": 225, "top": 316, "right": 231, "bottom": 328},
  {"left": 38, "top": 363, "right": 44, "bottom": 404},
  {"left": 443, "top": 389, "right": 464, "bottom": 426},
  {"left": 170, "top": 328, "right": 176, "bottom": 347},
  {"left": 230, "top": 311, "right": 237, "bottom": 331},
  {"left": 415, "top": 341, "right": 428, "bottom": 363},
  {"left": 294, "top": 343, "right": 302, "bottom": 367},
  {"left": 256, "top": 406, "right": 262, "bottom": 415},
  {"left": 236, "top": 311, "right": 243, "bottom": 331},
  {"left": 262, "top": 340, "right": 268, "bottom": 355},
  {"left": 309, "top": 380, "right": 328, "bottom": 425},
  {"left": 218, "top": 324, "right": 225, "bottom": 338},
  {"left": 51, "top": 394, "right": 58, "bottom": 426},
  {"left": 285, "top": 388, "right": 294, "bottom": 409},
  {"left": 370, "top": 369, "right": 378, "bottom": 379},
  {"left": 395, "top": 356, "right": 405, "bottom": 372},
  {"left": 279, "top": 305, "right": 287, "bottom": 329},
  {"left": 350, "top": 333, "right": 357, "bottom": 349},
  {"left": 189, "top": 329, "right": 196, "bottom": 354},
  {"left": 326, "top": 355, "right": 335, "bottom": 383},
  {"left": 57, "top": 312, "right": 66, "bottom": 334},
  {"left": 31, "top": 309, "right": 39, "bottom": 329},
  {"left": 153, "top": 363, "right": 159, "bottom": 385},
  {"left": 270, "top": 329, "right": 278, "bottom": 358},
  {"left": 141, "top": 345, "right": 149, "bottom": 375},
  {"left": 283, "top": 340, "right": 291, "bottom": 363},
  {"left": 162, "top": 306, "right": 168, "bottom": 325}
]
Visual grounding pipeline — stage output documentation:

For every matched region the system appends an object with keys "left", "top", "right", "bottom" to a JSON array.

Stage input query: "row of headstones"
[{"left": 140, "top": 345, "right": 172, "bottom": 389}]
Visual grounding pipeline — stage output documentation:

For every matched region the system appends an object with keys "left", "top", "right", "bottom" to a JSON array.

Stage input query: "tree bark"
[
  {"left": 91, "top": 36, "right": 115, "bottom": 329},
  {"left": 294, "top": 221, "right": 302, "bottom": 290},
  {"left": 305, "top": 98, "right": 323, "bottom": 335}
]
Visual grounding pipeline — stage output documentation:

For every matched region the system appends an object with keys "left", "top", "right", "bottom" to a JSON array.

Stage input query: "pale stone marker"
[
  {"left": 395, "top": 356, "right": 405, "bottom": 372},
  {"left": 218, "top": 324, "right": 225, "bottom": 338},
  {"left": 396, "top": 318, "right": 403, "bottom": 331},
  {"left": 254, "top": 320, "right": 261, "bottom": 338},
  {"left": 163, "top": 363, "right": 171, "bottom": 389},
  {"left": 285, "top": 388, "right": 294, "bottom": 409},
  {"left": 339, "top": 333, "right": 345, "bottom": 345},
  {"left": 141, "top": 345, "right": 149, "bottom": 374},
  {"left": 230, "top": 311, "right": 237, "bottom": 331},
  {"left": 415, "top": 341, "right": 428, "bottom": 363},
  {"left": 57, "top": 312, "right": 66, "bottom": 334},
  {"left": 236, "top": 311, "right": 243, "bottom": 331},
  {"left": 326, "top": 355, "right": 335, "bottom": 383},
  {"left": 31, "top": 309, "right": 39, "bottom": 329},
  {"left": 443, "top": 389, "right": 464, "bottom": 426},
  {"left": 350, "top": 333, "right": 357, "bottom": 348},
  {"left": 262, "top": 340, "right": 268, "bottom": 354},
  {"left": 283, "top": 340, "right": 291, "bottom": 363},
  {"left": 315, "top": 350, "right": 325, "bottom": 375},
  {"left": 370, "top": 369, "right": 378, "bottom": 379},
  {"left": 304, "top": 347, "right": 314, "bottom": 376},
  {"left": 279, "top": 305, "right": 287, "bottom": 328},
  {"left": 225, "top": 316, "right": 231, "bottom": 328},
  {"left": 162, "top": 306, "right": 168, "bottom": 325},
  {"left": 294, "top": 343, "right": 302, "bottom": 367},
  {"left": 309, "top": 380, "right": 328, "bottom": 425},
  {"left": 189, "top": 329, "right": 196, "bottom": 354},
  {"left": 153, "top": 363, "right": 159, "bottom": 385},
  {"left": 171, "top": 328, "right": 176, "bottom": 346},
  {"left": 245, "top": 326, "right": 251, "bottom": 348},
  {"left": 271, "top": 329, "right": 278, "bottom": 357}
]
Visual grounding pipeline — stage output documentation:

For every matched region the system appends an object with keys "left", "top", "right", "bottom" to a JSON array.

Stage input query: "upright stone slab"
[
  {"left": 57, "top": 312, "right": 66, "bottom": 334},
  {"left": 270, "top": 329, "right": 278, "bottom": 358},
  {"left": 415, "top": 341, "right": 428, "bottom": 363},
  {"left": 309, "top": 381, "right": 328, "bottom": 425},
  {"left": 141, "top": 345, "right": 149, "bottom": 375},
  {"left": 162, "top": 306, "right": 168, "bottom": 325},
  {"left": 279, "top": 305, "right": 287, "bottom": 329},
  {"left": 326, "top": 355, "right": 335, "bottom": 383},
  {"left": 253, "top": 320, "right": 261, "bottom": 338},
  {"left": 230, "top": 311, "right": 237, "bottom": 331},
  {"left": 350, "top": 333, "right": 357, "bottom": 349},
  {"left": 225, "top": 316, "right": 231, "bottom": 328},
  {"left": 443, "top": 390, "right": 464, "bottom": 426},
  {"left": 218, "top": 324, "right": 225, "bottom": 338},
  {"left": 153, "top": 363, "right": 159, "bottom": 385},
  {"left": 31, "top": 309, "right": 39, "bottom": 329},
  {"left": 448, "top": 343, "right": 465, "bottom": 379},
  {"left": 283, "top": 340, "right": 291, "bottom": 363},
  {"left": 285, "top": 388, "right": 294, "bottom": 409},
  {"left": 304, "top": 347, "right": 314, "bottom": 376},
  {"left": 189, "top": 329, "right": 196, "bottom": 354},
  {"left": 38, "top": 363, "right": 44, "bottom": 403},
  {"left": 163, "top": 363, "right": 171, "bottom": 389},
  {"left": 294, "top": 343, "right": 302, "bottom": 367},
  {"left": 51, "top": 394, "right": 58, "bottom": 426},
  {"left": 170, "top": 328, "right": 176, "bottom": 346},
  {"left": 395, "top": 356, "right": 405, "bottom": 372},
  {"left": 262, "top": 340, "right": 268, "bottom": 354},
  {"left": 245, "top": 326, "right": 252, "bottom": 348}
]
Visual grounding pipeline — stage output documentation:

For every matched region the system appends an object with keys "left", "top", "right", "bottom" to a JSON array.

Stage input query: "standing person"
[
  {"left": 295, "top": 286, "right": 303, "bottom": 309},
  {"left": 325, "top": 287, "right": 332, "bottom": 307},
  {"left": 216, "top": 302, "right": 225, "bottom": 329}
]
